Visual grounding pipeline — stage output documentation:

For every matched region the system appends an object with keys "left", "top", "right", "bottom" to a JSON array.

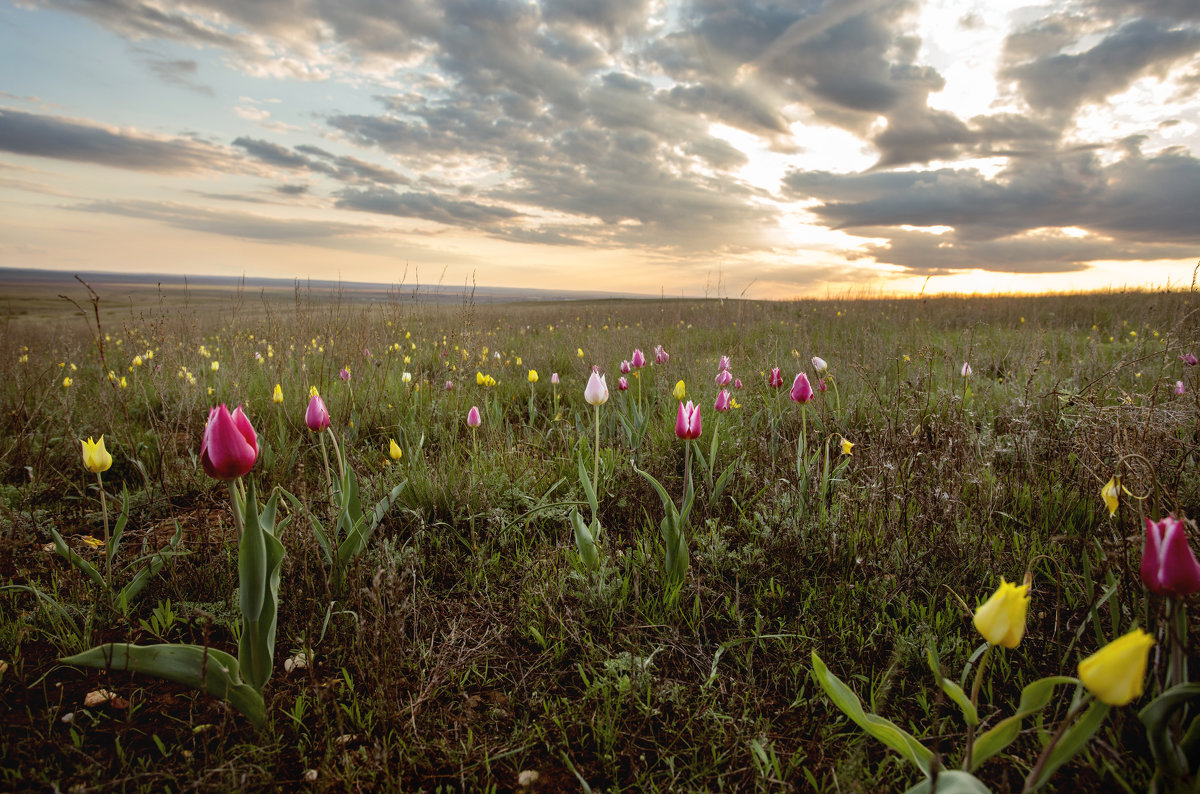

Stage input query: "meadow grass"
[{"left": 0, "top": 281, "right": 1197, "bottom": 792}]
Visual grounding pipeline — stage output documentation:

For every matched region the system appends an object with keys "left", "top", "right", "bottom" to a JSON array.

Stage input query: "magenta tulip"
[
  {"left": 305, "top": 394, "right": 331, "bottom": 431},
  {"left": 790, "top": 372, "right": 814, "bottom": 403},
  {"left": 714, "top": 390, "right": 731, "bottom": 412},
  {"left": 620, "top": 360, "right": 632, "bottom": 374},
  {"left": 467, "top": 406, "right": 482, "bottom": 427},
  {"left": 339, "top": 367, "right": 351, "bottom": 382},
  {"left": 675, "top": 401, "right": 702, "bottom": 440},
  {"left": 631, "top": 348, "right": 646, "bottom": 369},
  {"left": 1175, "top": 380, "right": 1186, "bottom": 395},
  {"left": 715, "top": 369, "right": 733, "bottom": 387},
  {"left": 1182, "top": 352, "right": 1198, "bottom": 366},
  {"left": 445, "top": 380, "right": 454, "bottom": 391},
  {"left": 733, "top": 378, "right": 743, "bottom": 390},
  {"left": 654, "top": 345, "right": 669, "bottom": 365},
  {"left": 618, "top": 376, "right": 629, "bottom": 391},
  {"left": 818, "top": 377, "right": 827, "bottom": 392},
  {"left": 769, "top": 367, "right": 784, "bottom": 388},
  {"left": 201, "top": 404, "right": 258, "bottom": 480},
  {"left": 1142, "top": 515, "right": 1200, "bottom": 597},
  {"left": 718, "top": 355, "right": 731, "bottom": 372}
]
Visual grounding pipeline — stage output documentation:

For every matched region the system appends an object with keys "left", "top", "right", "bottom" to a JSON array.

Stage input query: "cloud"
[
  {"left": 233, "top": 136, "right": 410, "bottom": 184},
  {"left": 143, "top": 56, "right": 214, "bottom": 96},
  {"left": 0, "top": 108, "right": 232, "bottom": 172},
  {"left": 334, "top": 187, "right": 521, "bottom": 226}
]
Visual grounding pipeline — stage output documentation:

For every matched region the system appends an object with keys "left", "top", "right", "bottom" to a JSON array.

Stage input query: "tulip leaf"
[
  {"left": 570, "top": 508, "right": 598, "bottom": 569},
  {"left": 1025, "top": 700, "right": 1109, "bottom": 791},
  {"left": 903, "top": 770, "right": 991, "bottom": 794},
  {"left": 237, "top": 481, "right": 284, "bottom": 692},
  {"left": 711, "top": 457, "right": 739, "bottom": 503},
  {"left": 61, "top": 642, "right": 265, "bottom": 728},
  {"left": 1139, "top": 683, "right": 1200, "bottom": 785},
  {"left": 107, "top": 485, "right": 130, "bottom": 569},
  {"left": 48, "top": 527, "right": 106, "bottom": 591},
  {"left": 576, "top": 451, "right": 598, "bottom": 520},
  {"left": 811, "top": 651, "right": 933, "bottom": 776},
  {"left": 926, "top": 647, "right": 977, "bottom": 727},
  {"left": 971, "top": 676, "right": 1080, "bottom": 772}
]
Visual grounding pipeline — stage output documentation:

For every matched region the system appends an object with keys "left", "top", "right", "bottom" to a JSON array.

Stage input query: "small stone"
[
  {"left": 518, "top": 770, "right": 540, "bottom": 787},
  {"left": 303, "top": 769, "right": 319, "bottom": 783},
  {"left": 84, "top": 688, "right": 116, "bottom": 708}
]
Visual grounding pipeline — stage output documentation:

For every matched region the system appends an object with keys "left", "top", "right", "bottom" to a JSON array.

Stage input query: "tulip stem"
[
  {"left": 97, "top": 471, "right": 110, "bottom": 589},
  {"left": 683, "top": 440, "right": 692, "bottom": 512},
  {"left": 1020, "top": 697, "right": 1091, "bottom": 794},
  {"left": 318, "top": 433, "right": 333, "bottom": 497},
  {"left": 963, "top": 644, "right": 992, "bottom": 771},
  {"left": 593, "top": 404, "right": 601, "bottom": 501},
  {"left": 325, "top": 427, "right": 345, "bottom": 485},
  {"left": 227, "top": 478, "right": 245, "bottom": 540}
]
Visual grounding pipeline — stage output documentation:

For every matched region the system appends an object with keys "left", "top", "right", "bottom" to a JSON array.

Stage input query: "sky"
[{"left": 0, "top": 0, "right": 1197, "bottom": 299}]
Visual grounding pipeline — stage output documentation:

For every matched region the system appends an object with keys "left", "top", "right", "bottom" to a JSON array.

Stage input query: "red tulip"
[
  {"left": 1141, "top": 515, "right": 1200, "bottom": 597},
  {"left": 201, "top": 404, "right": 258, "bottom": 480},
  {"left": 620, "top": 360, "right": 632, "bottom": 374},
  {"left": 305, "top": 393, "right": 331, "bottom": 431},
  {"left": 790, "top": 372, "right": 814, "bottom": 403},
  {"left": 675, "top": 401, "right": 702, "bottom": 439},
  {"left": 769, "top": 367, "right": 784, "bottom": 388},
  {"left": 618, "top": 376, "right": 629, "bottom": 391}
]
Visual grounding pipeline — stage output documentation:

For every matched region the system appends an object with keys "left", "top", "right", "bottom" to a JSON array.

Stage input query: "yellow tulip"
[
  {"left": 1078, "top": 628, "right": 1154, "bottom": 706},
  {"left": 973, "top": 578, "right": 1029, "bottom": 648},
  {"left": 81, "top": 436, "right": 113, "bottom": 474},
  {"left": 477, "top": 371, "right": 485, "bottom": 386},
  {"left": 1101, "top": 475, "right": 1120, "bottom": 517},
  {"left": 388, "top": 439, "right": 403, "bottom": 461},
  {"left": 63, "top": 377, "right": 72, "bottom": 388},
  {"left": 528, "top": 369, "right": 538, "bottom": 384},
  {"left": 273, "top": 384, "right": 284, "bottom": 404},
  {"left": 673, "top": 380, "right": 686, "bottom": 400},
  {"left": 840, "top": 437, "right": 854, "bottom": 455},
  {"left": 309, "top": 385, "right": 319, "bottom": 398}
]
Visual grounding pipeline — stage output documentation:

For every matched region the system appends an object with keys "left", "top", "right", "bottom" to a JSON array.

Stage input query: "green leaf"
[
  {"left": 61, "top": 643, "right": 265, "bottom": 728},
  {"left": 571, "top": 508, "right": 598, "bottom": 569},
  {"left": 1139, "top": 683, "right": 1200, "bottom": 785},
  {"left": 972, "top": 676, "right": 1079, "bottom": 771},
  {"left": 48, "top": 527, "right": 106, "bottom": 591},
  {"left": 107, "top": 485, "right": 130, "bottom": 569},
  {"left": 1025, "top": 700, "right": 1110, "bottom": 791},
  {"left": 576, "top": 452, "right": 598, "bottom": 520},
  {"left": 237, "top": 481, "right": 285, "bottom": 692},
  {"left": 631, "top": 461, "right": 678, "bottom": 522},
  {"left": 711, "top": 457, "right": 739, "bottom": 503},
  {"left": 904, "top": 770, "right": 992, "bottom": 794},
  {"left": 927, "top": 647, "right": 978, "bottom": 726},
  {"left": 811, "top": 651, "right": 933, "bottom": 776}
]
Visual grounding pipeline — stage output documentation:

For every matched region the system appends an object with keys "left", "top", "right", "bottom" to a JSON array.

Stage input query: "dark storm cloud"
[
  {"left": 334, "top": 187, "right": 521, "bottom": 227},
  {"left": 0, "top": 108, "right": 230, "bottom": 171}
]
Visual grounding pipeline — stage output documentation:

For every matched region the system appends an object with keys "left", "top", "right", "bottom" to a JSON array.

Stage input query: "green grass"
[{"left": 0, "top": 283, "right": 1196, "bottom": 791}]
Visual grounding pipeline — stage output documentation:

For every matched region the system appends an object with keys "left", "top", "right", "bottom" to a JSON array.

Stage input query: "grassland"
[{"left": 0, "top": 280, "right": 1197, "bottom": 792}]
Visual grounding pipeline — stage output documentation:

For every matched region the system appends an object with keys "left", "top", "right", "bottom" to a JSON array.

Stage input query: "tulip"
[
  {"left": 631, "top": 348, "right": 646, "bottom": 368},
  {"left": 340, "top": 367, "right": 351, "bottom": 382},
  {"left": 961, "top": 362, "right": 972, "bottom": 377},
  {"left": 675, "top": 400, "right": 702, "bottom": 440},
  {"left": 715, "top": 370, "right": 732, "bottom": 387},
  {"left": 973, "top": 578, "right": 1029, "bottom": 648},
  {"left": 445, "top": 380, "right": 454, "bottom": 391},
  {"left": 551, "top": 372, "right": 560, "bottom": 384},
  {"left": 1101, "top": 475, "right": 1120, "bottom": 517},
  {"left": 1078, "top": 628, "right": 1154, "bottom": 706},
  {"left": 812, "top": 356, "right": 827, "bottom": 373},
  {"left": 654, "top": 345, "right": 669, "bottom": 365},
  {"left": 467, "top": 406, "right": 482, "bottom": 427},
  {"left": 201, "top": 405, "right": 259, "bottom": 480},
  {"left": 673, "top": 380, "right": 686, "bottom": 400},
  {"left": 63, "top": 377, "right": 72, "bottom": 388},
  {"left": 388, "top": 439, "right": 403, "bottom": 461},
  {"left": 620, "top": 360, "right": 631, "bottom": 374},
  {"left": 476, "top": 371, "right": 486, "bottom": 386},
  {"left": 790, "top": 372, "right": 814, "bottom": 403},
  {"left": 718, "top": 355, "right": 731, "bottom": 371},
  {"left": 528, "top": 369, "right": 538, "bottom": 384},
  {"left": 714, "top": 390, "right": 731, "bottom": 412},
  {"left": 401, "top": 372, "right": 412, "bottom": 383},
  {"left": 132, "top": 355, "right": 143, "bottom": 367},
  {"left": 81, "top": 436, "right": 113, "bottom": 474},
  {"left": 733, "top": 378, "right": 743, "bottom": 390},
  {"left": 618, "top": 376, "right": 629, "bottom": 391},
  {"left": 818, "top": 378, "right": 827, "bottom": 392},
  {"left": 1141, "top": 515, "right": 1200, "bottom": 597},
  {"left": 1181, "top": 352, "right": 1198, "bottom": 366},
  {"left": 272, "top": 384, "right": 283, "bottom": 404},
  {"left": 305, "top": 394, "right": 331, "bottom": 432},
  {"left": 840, "top": 437, "right": 854, "bottom": 455},
  {"left": 577, "top": 347, "right": 584, "bottom": 359},
  {"left": 769, "top": 367, "right": 784, "bottom": 388},
  {"left": 1176, "top": 380, "right": 1186, "bottom": 396},
  {"left": 584, "top": 370, "right": 609, "bottom": 405}
]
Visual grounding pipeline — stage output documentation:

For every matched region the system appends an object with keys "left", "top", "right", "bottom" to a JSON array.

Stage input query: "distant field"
[{"left": 0, "top": 281, "right": 1196, "bottom": 792}]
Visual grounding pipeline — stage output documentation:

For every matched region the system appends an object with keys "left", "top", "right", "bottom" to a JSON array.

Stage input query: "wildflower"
[
  {"left": 675, "top": 401, "right": 702, "bottom": 440},
  {"left": 584, "top": 370, "right": 609, "bottom": 406},
  {"left": 718, "top": 355, "right": 731, "bottom": 371},
  {"left": 632, "top": 348, "right": 646, "bottom": 368},
  {"left": 200, "top": 405, "right": 258, "bottom": 480},
  {"left": 1101, "top": 475, "right": 1120, "bottom": 517},
  {"left": 618, "top": 376, "right": 629, "bottom": 391},
  {"left": 673, "top": 380, "right": 686, "bottom": 400},
  {"left": 467, "top": 406, "right": 482, "bottom": 427},
  {"left": 340, "top": 367, "right": 351, "bottom": 382},
  {"left": 132, "top": 355, "right": 143, "bottom": 367},
  {"left": 818, "top": 378, "right": 827, "bottom": 392},
  {"left": 620, "top": 360, "right": 631, "bottom": 374},
  {"left": 477, "top": 371, "right": 485, "bottom": 386},
  {"left": 63, "top": 377, "right": 72, "bottom": 388},
  {"left": 769, "top": 367, "right": 784, "bottom": 388},
  {"left": 445, "top": 380, "right": 454, "bottom": 391},
  {"left": 733, "top": 378, "right": 743, "bottom": 390},
  {"left": 118, "top": 377, "right": 127, "bottom": 389},
  {"left": 1176, "top": 381, "right": 1186, "bottom": 396},
  {"left": 714, "top": 390, "right": 731, "bottom": 412},
  {"left": 812, "top": 356, "right": 828, "bottom": 373},
  {"left": 1141, "top": 515, "right": 1200, "bottom": 597},
  {"left": 388, "top": 439, "right": 403, "bottom": 461},
  {"left": 840, "top": 437, "right": 854, "bottom": 455},
  {"left": 1078, "top": 629, "right": 1154, "bottom": 706},
  {"left": 528, "top": 370, "right": 538, "bottom": 384},
  {"left": 973, "top": 578, "right": 1030, "bottom": 649},
  {"left": 715, "top": 370, "right": 733, "bottom": 387},
  {"left": 961, "top": 362, "right": 972, "bottom": 377},
  {"left": 577, "top": 348, "right": 584, "bottom": 359},
  {"left": 81, "top": 436, "right": 113, "bottom": 473},
  {"left": 1182, "top": 353, "right": 1198, "bottom": 366},
  {"left": 272, "top": 384, "right": 284, "bottom": 404},
  {"left": 305, "top": 394, "right": 331, "bottom": 432},
  {"left": 401, "top": 372, "right": 412, "bottom": 383},
  {"left": 790, "top": 373, "right": 814, "bottom": 403},
  {"left": 551, "top": 372, "right": 560, "bottom": 384},
  {"left": 654, "top": 345, "right": 669, "bottom": 365}
]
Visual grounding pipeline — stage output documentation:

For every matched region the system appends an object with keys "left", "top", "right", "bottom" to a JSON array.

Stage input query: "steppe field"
[{"left": 1, "top": 280, "right": 1198, "bottom": 793}]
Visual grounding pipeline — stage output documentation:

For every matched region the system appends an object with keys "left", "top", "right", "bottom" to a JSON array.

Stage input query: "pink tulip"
[
  {"left": 631, "top": 348, "right": 646, "bottom": 369},
  {"left": 812, "top": 356, "right": 828, "bottom": 374},
  {"left": 654, "top": 345, "right": 669, "bottom": 365},
  {"left": 618, "top": 376, "right": 629, "bottom": 391},
  {"left": 1175, "top": 380, "right": 1186, "bottom": 396},
  {"left": 718, "top": 355, "right": 731, "bottom": 371},
  {"left": 1182, "top": 353, "right": 1198, "bottom": 366},
  {"left": 551, "top": 372, "right": 560, "bottom": 384},
  {"left": 733, "top": 378, "right": 743, "bottom": 390},
  {"left": 305, "top": 394, "right": 331, "bottom": 431},
  {"left": 467, "top": 406, "right": 482, "bottom": 427},
  {"left": 445, "top": 380, "right": 454, "bottom": 391},
  {"left": 340, "top": 367, "right": 351, "bottom": 382},
  {"left": 961, "top": 362, "right": 973, "bottom": 377},
  {"left": 675, "top": 400, "right": 702, "bottom": 439},
  {"left": 769, "top": 367, "right": 784, "bottom": 388},
  {"left": 1141, "top": 515, "right": 1200, "bottom": 597},
  {"left": 714, "top": 390, "right": 731, "bottom": 412},
  {"left": 790, "top": 372, "right": 814, "bottom": 404},
  {"left": 715, "top": 370, "right": 733, "bottom": 387},
  {"left": 818, "top": 377, "right": 827, "bottom": 392},
  {"left": 584, "top": 369, "right": 609, "bottom": 405},
  {"left": 620, "top": 360, "right": 631, "bottom": 374},
  {"left": 201, "top": 404, "right": 258, "bottom": 480}
]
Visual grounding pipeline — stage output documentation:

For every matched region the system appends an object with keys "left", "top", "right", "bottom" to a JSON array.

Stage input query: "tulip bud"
[
  {"left": 1181, "top": 352, "right": 1198, "bottom": 366},
  {"left": 718, "top": 355, "right": 731, "bottom": 372},
  {"left": 467, "top": 406, "right": 482, "bottom": 427},
  {"left": 714, "top": 390, "right": 731, "bottom": 412},
  {"left": 733, "top": 378, "right": 743, "bottom": 389},
  {"left": 1176, "top": 380, "right": 1186, "bottom": 396},
  {"left": 618, "top": 376, "right": 629, "bottom": 391},
  {"left": 961, "top": 362, "right": 972, "bottom": 377},
  {"left": 790, "top": 372, "right": 814, "bottom": 403},
  {"left": 769, "top": 367, "right": 784, "bottom": 388},
  {"left": 675, "top": 401, "right": 702, "bottom": 439},
  {"left": 551, "top": 372, "right": 560, "bottom": 385},
  {"left": 445, "top": 380, "right": 454, "bottom": 391},
  {"left": 305, "top": 394, "right": 331, "bottom": 432},
  {"left": 973, "top": 578, "right": 1030, "bottom": 648},
  {"left": 388, "top": 439, "right": 403, "bottom": 461},
  {"left": 272, "top": 383, "right": 284, "bottom": 404},
  {"left": 818, "top": 378, "right": 827, "bottom": 392},
  {"left": 812, "top": 356, "right": 828, "bottom": 373},
  {"left": 81, "top": 436, "right": 113, "bottom": 474},
  {"left": 1101, "top": 475, "right": 1120, "bottom": 517},
  {"left": 584, "top": 370, "right": 609, "bottom": 405},
  {"left": 631, "top": 348, "right": 646, "bottom": 368},
  {"left": 1141, "top": 515, "right": 1200, "bottom": 597},
  {"left": 528, "top": 369, "right": 538, "bottom": 384},
  {"left": 620, "top": 360, "right": 631, "bottom": 374},
  {"left": 654, "top": 345, "right": 669, "bottom": 365},
  {"left": 201, "top": 405, "right": 259, "bottom": 480},
  {"left": 715, "top": 370, "right": 733, "bottom": 387},
  {"left": 840, "top": 437, "right": 854, "bottom": 455},
  {"left": 1078, "top": 628, "right": 1154, "bottom": 706}
]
